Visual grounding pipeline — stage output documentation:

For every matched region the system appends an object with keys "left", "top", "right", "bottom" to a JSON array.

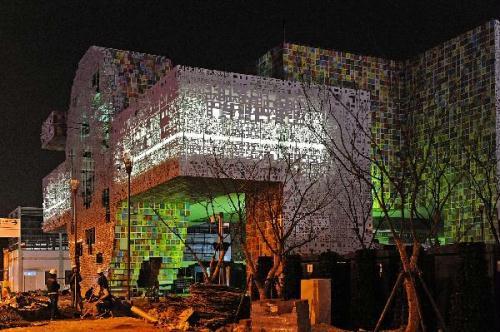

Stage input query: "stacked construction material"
[
  {"left": 3, "top": 291, "right": 50, "bottom": 311},
  {"left": 0, "top": 291, "right": 75, "bottom": 325},
  {"left": 147, "top": 283, "right": 249, "bottom": 331},
  {"left": 0, "top": 291, "right": 51, "bottom": 327},
  {"left": 187, "top": 283, "right": 246, "bottom": 329},
  {"left": 0, "top": 305, "right": 29, "bottom": 329}
]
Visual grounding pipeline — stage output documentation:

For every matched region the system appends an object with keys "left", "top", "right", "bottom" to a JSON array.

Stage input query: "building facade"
[
  {"left": 42, "top": 47, "right": 365, "bottom": 292},
  {"left": 3, "top": 207, "right": 69, "bottom": 292},
  {"left": 257, "top": 19, "right": 500, "bottom": 244},
  {"left": 42, "top": 20, "right": 500, "bottom": 292}
]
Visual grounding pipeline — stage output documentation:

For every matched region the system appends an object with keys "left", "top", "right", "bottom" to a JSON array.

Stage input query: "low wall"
[{"left": 279, "top": 243, "right": 500, "bottom": 331}]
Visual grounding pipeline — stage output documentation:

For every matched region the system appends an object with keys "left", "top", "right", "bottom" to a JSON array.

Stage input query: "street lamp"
[
  {"left": 122, "top": 152, "right": 133, "bottom": 300},
  {"left": 70, "top": 178, "right": 80, "bottom": 309}
]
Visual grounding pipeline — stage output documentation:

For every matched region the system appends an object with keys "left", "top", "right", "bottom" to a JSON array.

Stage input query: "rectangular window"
[
  {"left": 102, "top": 188, "right": 110, "bottom": 223},
  {"left": 76, "top": 242, "right": 83, "bottom": 257},
  {"left": 80, "top": 121, "right": 90, "bottom": 139},
  {"left": 92, "top": 70, "right": 100, "bottom": 92},
  {"left": 96, "top": 252, "right": 103, "bottom": 264},
  {"left": 81, "top": 150, "right": 95, "bottom": 208},
  {"left": 85, "top": 227, "right": 96, "bottom": 255},
  {"left": 64, "top": 270, "right": 72, "bottom": 285}
]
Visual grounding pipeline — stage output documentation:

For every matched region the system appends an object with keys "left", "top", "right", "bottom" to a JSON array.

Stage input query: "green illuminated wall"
[
  {"left": 187, "top": 193, "right": 244, "bottom": 224},
  {"left": 257, "top": 42, "right": 404, "bottom": 239},
  {"left": 257, "top": 20, "right": 500, "bottom": 244},
  {"left": 111, "top": 200, "right": 190, "bottom": 290},
  {"left": 404, "top": 20, "right": 499, "bottom": 243},
  {"left": 110, "top": 193, "right": 245, "bottom": 290}
]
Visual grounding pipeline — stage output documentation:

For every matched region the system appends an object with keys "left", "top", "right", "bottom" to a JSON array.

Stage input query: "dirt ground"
[
  {"left": 0, "top": 318, "right": 403, "bottom": 332},
  {"left": 1, "top": 317, "right": 157, "bottom": 332}
]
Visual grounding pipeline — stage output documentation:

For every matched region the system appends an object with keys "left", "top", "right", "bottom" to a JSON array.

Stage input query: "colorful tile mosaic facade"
[
  {"left": 257, "top": 20, "right": 500, "bottom": 243},
  {"left": 258, "top": 42, "right": 405, "bottom": 207},
  {"left": 405, "top": 20, "right": 499, "bottom": 243},
  {"left": 102, "top": 48, "right": 172, "bottom": 113},
  {"left": 111, "top": 200, "right": 190, "bottom": 290}
]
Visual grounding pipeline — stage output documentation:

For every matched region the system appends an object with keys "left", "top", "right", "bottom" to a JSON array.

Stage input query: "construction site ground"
[
  {"left": 1, "top": 317, "right": 157, "bottom": 332},
  {"left": 1, "top": 319, "right": 374, "bottom": 331}
]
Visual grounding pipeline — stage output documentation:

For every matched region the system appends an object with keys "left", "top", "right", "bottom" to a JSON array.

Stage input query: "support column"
[
  {"left": 58, "top": 233, "right": 64, "bottom": 284},
  {"left": 18, "top": 237, "right": 23, "bottom": 292}
]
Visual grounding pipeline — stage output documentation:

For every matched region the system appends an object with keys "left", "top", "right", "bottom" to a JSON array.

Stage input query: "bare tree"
[
  {"left": 149, "top": 188, "right": 238, "bottom": 284},
  {"left": 302, "top": 84, "right": 449, "bottom": 332},
  {"left": 462, "top": 122, "right": 500, "bottom": 244},
  {"left": 415, "top": 138, "right": 462, "bottom": 247},
  {"left": 186, "top": 138, "right": 335, "bottom": 299}
]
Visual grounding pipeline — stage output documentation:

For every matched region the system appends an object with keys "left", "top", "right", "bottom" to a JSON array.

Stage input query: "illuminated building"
[
  {"left": 41, "top": 19, "right": 500, "bottom": 291},
  {"left": 258, "top": 19, "right": 500, "bottom": 245},
  {"left": 41, "top": 47, "right": 368, "bottom": 292}
]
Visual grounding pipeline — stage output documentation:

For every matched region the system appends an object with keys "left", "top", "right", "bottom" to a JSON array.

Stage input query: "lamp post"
[
  {"left": 122, "top": 152, "right": 133, "bottom": 300},
  {"left": 70, "top": 178, "right": 80, "bottom": 308}
]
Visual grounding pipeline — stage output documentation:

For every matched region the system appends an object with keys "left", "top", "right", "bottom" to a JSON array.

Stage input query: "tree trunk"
[
  {"left": 263, "top": 255, "right": 282, "bottom": 299},
  {"left": 209, "top": 250, "right": 225, "bottom": 283},
  {"left": 257, "top": 283, "right": 267, "bottom": 300},
  {"left": 395, "top": 239, "right": 421, "bottom": 332},
  {"left": 403, "top": 275, "right": 420, "bottom": 332},
  {"left": 241, "top": 244, "right": 268, "bottom": 300}
]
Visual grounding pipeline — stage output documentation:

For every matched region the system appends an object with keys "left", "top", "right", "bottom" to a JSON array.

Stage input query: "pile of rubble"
[
  {"left": 0, "top": 290, "right": 51, "bottom": 328},
  {"left": 0, "top": 290, "right": 75, "bottom": 327},
  {"left": 146, "top": 283, "right": 249, "bottom": 331},
  {"left": 0, "top": 305, "right": 29, "bottom": 329}
]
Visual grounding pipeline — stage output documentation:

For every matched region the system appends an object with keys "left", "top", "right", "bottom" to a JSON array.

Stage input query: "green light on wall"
[
  {"left": 111, "top": 200, "right": 190, "bottom": 289},
  {"left": 188, "top": 193, "right": 245, "bottom": 224},
  {"left": 110, "top": 194, "right": 245, "bottom": 290}
]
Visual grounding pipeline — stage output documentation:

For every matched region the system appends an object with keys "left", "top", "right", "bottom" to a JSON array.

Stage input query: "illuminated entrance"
[{"left": 110, "top": 177, "right": 246, "bottom": 293}]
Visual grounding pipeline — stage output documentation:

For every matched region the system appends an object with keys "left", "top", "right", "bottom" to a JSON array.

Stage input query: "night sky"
[{"left": 0, "top": 0, "right": 499, "bottom": 216}]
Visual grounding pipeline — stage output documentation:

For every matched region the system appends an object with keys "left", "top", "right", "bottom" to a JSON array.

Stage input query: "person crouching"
[{"left": 96, "top": 268, "right": 112, "bottom": 315}]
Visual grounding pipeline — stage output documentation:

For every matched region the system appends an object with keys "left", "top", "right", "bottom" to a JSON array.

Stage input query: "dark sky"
[{"left": 0, "top": 0, "right": 499, "bottom": 216}]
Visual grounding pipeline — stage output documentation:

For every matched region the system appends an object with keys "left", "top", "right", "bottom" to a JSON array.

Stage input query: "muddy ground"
[{"left": 1, "top": 317, "right": 157, "bottom": 332}]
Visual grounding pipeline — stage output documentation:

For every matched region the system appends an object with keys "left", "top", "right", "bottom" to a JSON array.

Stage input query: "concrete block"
[
  {"left": 300, "top": 279, "right": 331, "bottom": 325},
  {"left": 251, "top": 299, "right": 310, "bottom": 332}
]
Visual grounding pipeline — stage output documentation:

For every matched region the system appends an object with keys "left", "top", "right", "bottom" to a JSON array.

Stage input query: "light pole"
[
  {"left": 70, "top": 178, "right": 80, "bottom": 308},
  {"left": 122, "top": 152, "right": 133, "bottom": 300}
]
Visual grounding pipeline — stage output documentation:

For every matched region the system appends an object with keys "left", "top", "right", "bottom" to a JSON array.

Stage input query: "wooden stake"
[
  {"left": 417, "top": 270, "right": 447, "bottom": 332},
  {"left": 374, "top": 271, "right": 405, "bottom": 332}
]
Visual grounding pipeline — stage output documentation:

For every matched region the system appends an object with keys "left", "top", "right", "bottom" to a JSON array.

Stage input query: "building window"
[
  {"left": 85, "top": 227, "right": 96, "bottom": 255},
  {"left": 81, "top": 150, "right": 95, "bottom": 208},
  {"left": 76, "top": 241, "right": 83, "bottom": 257},
  {"left": 92, "top": 70, "right": 99, "bottom": 93},
  {"left": 80, "top": 117, "right": 90, "bottom": 140},
  {"left": 102, "top": 188, "right": 110, "bottom": 223},
  {"left": 96, "top": 252, "right": 103, "bottom": 264},
  {"left": 64, "top": 270, "right": 72, "bottom": 285}
]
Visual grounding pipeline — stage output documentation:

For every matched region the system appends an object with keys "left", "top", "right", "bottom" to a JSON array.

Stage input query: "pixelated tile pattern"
[{"left": 110, "top": 200, "right": 189, "bottom": 289}]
